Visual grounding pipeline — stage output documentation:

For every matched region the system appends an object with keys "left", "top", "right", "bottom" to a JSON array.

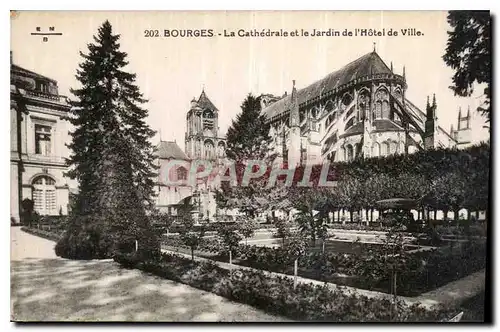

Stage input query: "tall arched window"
[
  {"left": 32, "top": 175, "right": 56, "bottom": 215},
  {"left": 375, "top": 101, "right": 382, "bottom": 119},
  {"left": 371, "top": 142, "right": 380, "bottom": 157},
  {"left": 398, "top": 142, "right": 405, "bottom": 154},
  {"left": 217, "top": 142, "right": 225, "bottom": 158},
  {"left": 346, "top": 144, "right": 354, "bottom": 161},
  {"left": 204, "top": 140, "right": 215, "bottom": 159},
  {"left": 382, "top": 101, "right": 390, "bottom": 119},
  {"left": 389, "top": 141, "right": 397, "bottom": 155},
  {"left": 381, "top": 142, "right": 389, "bottom": 156}
]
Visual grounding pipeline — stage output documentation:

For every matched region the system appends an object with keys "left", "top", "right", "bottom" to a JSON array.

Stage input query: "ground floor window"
[{"left": 32, "top": 175, "right": 57, "bottom": 215}]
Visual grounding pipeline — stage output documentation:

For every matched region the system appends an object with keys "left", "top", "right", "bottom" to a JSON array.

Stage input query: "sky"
[{"left": 11, "top": 10, "right": 490, "bottom": 147}]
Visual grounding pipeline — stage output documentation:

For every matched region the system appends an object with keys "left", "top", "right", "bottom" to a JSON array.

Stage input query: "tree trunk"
[
  {"left": 443, "top": 210, "right": 448, "bottom": 222},
  {"left": 293, "top": 258, "right": 298, "bottom": 290},
  {"left": 350, "top": 209, "right": 354, "bottom": 223},
  {"left": 370, "top": 209, "right": 373, "bottom": 223},
  {"left": 191, "top": 248, "right": 194, "bottom": 261},
  {"left": 467, "top": 209, "right": 471, "bottom": 221},
  {"left": 229, "top": 250, "right": 232, "bottom": 265}
]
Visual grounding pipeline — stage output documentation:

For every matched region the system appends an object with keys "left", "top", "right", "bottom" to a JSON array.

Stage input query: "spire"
[
  {"left": 426, "top": 95, "right": 430, "bottom": 109},
  {"left": 457, "top": 107, "right": 462, "bottom": 130},
  {"left": 403, "top": 66, "right": 406, "bottom": 80},
  {"left": 450, "top": 123, "right": 454, "bottom": 134},
  {"left": 289, "top": 79, "right": 299, "bottom": 128},
  {"left": 432, "top": 94, "right": 436, "bottom": 109},
  {"left": 373, "top": 42, "right": 376, "bottom": 53},
  {"left": 390, "top": 61, "right": 393, "bottom": 72}
]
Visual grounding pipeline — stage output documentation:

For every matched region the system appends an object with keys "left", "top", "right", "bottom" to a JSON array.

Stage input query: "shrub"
[{"left": 55, "top": 215, "right": 115, "bottom": 260}]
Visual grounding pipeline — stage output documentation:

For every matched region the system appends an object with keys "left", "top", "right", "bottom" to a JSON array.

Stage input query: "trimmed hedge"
[{"left": 113, "top": 251, "right": 457, "bottom": 322}]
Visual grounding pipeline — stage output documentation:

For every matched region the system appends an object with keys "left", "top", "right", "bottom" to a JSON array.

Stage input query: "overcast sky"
[{"left": 11, "top": 10, "right": 490, "bottom": 146}]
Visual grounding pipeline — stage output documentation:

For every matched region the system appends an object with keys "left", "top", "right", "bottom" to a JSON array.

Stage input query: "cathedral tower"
[{"left": 185, "top": 89, "right": 226, "bottom": 160}]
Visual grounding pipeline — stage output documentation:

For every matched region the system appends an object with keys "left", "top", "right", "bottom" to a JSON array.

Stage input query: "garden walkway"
[{"left": 10, "top": 227, "right": 289, "bottom": 322}]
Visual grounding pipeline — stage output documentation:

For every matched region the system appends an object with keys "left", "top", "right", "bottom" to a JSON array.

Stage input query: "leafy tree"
[
  {"left": 337, "top": 175, "right": 364, "bottom": 223},
  {"left": 179, "top": 223, "right": 205, "bottom": 261},
  {"left": 274, "top": 217, "right": 292, "bottom": 247},
  {"left": 225, "top": 93, "right": 273, "bottom": 161},
  {"left": 427, "top": 171, "right": 468, "bottom": 221},
  {"left": 239, "top": 217, "right": 256, "bottom": 245},
  {"left": 59, "top": 20, "right": 158, "bottom": 259},
  {"left": 290, "top": 187, "right": 329, "bottom": 246},
  {"left": 217, "top": 223, "right": 242, "bottom": 263},
  {"left": 443, "top": 11, "right": 491, "bottom": 120},
  {"left": 217, "top": 94, "right": 275, "bottom": 217}
]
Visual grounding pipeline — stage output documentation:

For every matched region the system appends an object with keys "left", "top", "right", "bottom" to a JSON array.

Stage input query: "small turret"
[
  {"left": 455, "top": 105, "right": 472, "bottom": 146},
  {"left": 190, "top": 97, "right": 198, "bottom": 109},
  {"left": 424, "top": 94, "right": 437, "bottom": 149}
]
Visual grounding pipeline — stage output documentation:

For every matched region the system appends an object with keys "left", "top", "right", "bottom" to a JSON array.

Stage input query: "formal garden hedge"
[
  {"left": 113, "top": 251, "right": 459, "bottom": 322},
  {"left": 162, "top": 235, "right": 486, "bottom": 297}
]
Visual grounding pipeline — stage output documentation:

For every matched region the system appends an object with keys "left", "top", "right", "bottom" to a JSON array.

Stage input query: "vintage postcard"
[{"left": 10, "top": 10, "right": 490, "bottom": 322}]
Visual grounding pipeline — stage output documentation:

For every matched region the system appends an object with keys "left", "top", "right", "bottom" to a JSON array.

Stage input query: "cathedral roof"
[
  {"left": 155, "top": 141, "right": 190, "bottom": 160},
  {"left": 262, "top": 51, "right": 393, "bottom": 119},
  {"left": 196, "top": 90, "right": 219, "bottom": 112}
]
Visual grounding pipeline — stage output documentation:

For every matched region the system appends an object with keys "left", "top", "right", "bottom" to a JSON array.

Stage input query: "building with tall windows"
[
  {"left": 261, "top": 50, "right": 472, "bottom": 167},
  {"left": 155, "top": 90, "right": 226, "bottom": 220},
  {"left": 10, "top": 55, "right": 71, "bottom": 222}
]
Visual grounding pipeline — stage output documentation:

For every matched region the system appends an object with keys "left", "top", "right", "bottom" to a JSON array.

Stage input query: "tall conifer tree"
[
  {"left": 58, "top": 20, "right": 158, "bottom": 258},
  {"left": 67, "top": 20, "right": 157, "bottom": 214}
]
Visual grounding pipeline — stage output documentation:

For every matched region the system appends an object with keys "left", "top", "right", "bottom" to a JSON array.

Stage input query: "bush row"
[
  {"left": 163, "top": 235, "right": 486, "bottom": 297},
  {"left": 113, "top": 251, "right": 457, "bottom": 322}
]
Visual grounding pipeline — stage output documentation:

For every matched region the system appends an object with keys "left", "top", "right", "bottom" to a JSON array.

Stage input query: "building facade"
[
  {"left": 155, "top": 90, "right": 226, "bottom": 220},
  {"left": 261, "top": 51, "right": 472, "bottom": 167},
  {"left": 10, "top": 57, "right": 71, "bottom": 222}
]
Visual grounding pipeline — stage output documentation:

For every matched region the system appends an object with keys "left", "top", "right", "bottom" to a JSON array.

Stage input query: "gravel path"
[{"left": 10, "top": 227, "right": 289, "bottom": 322}]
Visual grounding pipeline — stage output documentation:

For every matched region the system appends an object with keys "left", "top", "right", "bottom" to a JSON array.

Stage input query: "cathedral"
[
  {"left": 155, "top": 50, "right": 474, "bottom": 220},
  {"left": 155, "top": 90, "right": 225, "bottom": 220},
  {"left": 260, "top": 50, "right": 472, "bottom": 167}
]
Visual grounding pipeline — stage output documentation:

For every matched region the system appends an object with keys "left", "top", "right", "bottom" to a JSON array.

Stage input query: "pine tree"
[
  {"left": 67, "top": 20, "right": 157, "bottom": 213},
  {"left": 58, "top": 20, "right": 158, "bottom": 259}
]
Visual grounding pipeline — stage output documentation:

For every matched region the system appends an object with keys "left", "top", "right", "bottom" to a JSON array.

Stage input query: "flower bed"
[
  {"left": 162, "top": 236, "right": 486, "bottom": 297},
  {"left": 113, "top": 251, "right": 457, "bottom": 322}
]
